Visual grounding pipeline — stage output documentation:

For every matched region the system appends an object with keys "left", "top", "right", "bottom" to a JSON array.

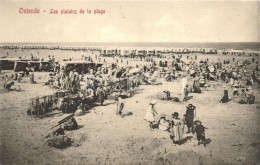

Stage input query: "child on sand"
[{"left": 194, "top": 120, "right": 207, "bottom": 147}]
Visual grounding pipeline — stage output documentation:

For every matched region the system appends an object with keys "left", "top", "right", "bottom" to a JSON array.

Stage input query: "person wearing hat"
[
  {"left": 83, "top": 86, "right": 94, "bottom": 103},
  {"left": 183, "top": 84, "right": 189, "bottom": 102},
  {"left": 29, "top": 72, "right": 36, "bottom": 84},
  {"left": 158, "top": 114, "right": 170, "bottom": 131},
  {"left": 245, "top": 87, "right": 255, "bottom": 104},
  {"left": 165, "top": 71, "right": 171, "bottom": 81},
  {"left": 199, "top": 77, "right": 206, "bottom": 87},
  {"left": 144, "top": 100, "right": 158, "bottom": 129},
  {"left": 96, "top": 85, "right": 105, "bottom": 106},
  {"left": 193, "top": 120, "right": 206, "bottom": 147},
  {"left": 184, "top": 104, "right": 196, "bottom": 133},
  {"left": 192, "top": 79, "right": 202, "bottom": 93},
  {"left": 219, "top": 90, "right": 229, "bottom": 103},
  {"left": 238, "top": 89, "right": 248, "bottom": 104},
  {"left": 170, "top": 112, "right": 183, "bottom": 144},
  {"left": 116, "top": 97, "right": 125, "bottom": 117},
  {"left": 232, "top": 88, "right": 240, "bottom": 103}
]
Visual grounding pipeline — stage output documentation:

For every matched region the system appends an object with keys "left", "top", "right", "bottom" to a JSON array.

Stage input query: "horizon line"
[{"left": 0, "top": 41, "right": 259, "bottom": 44}]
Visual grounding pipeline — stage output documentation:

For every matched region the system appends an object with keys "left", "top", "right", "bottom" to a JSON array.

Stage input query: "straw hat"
[
  {"left": 161, "top": 113, "right": 166, "bottom": 118},
  {"left": 150, "top": 100, "right": 157, "bottom": 105}
]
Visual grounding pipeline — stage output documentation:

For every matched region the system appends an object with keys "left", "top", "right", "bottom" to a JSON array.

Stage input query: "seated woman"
[
  {"left": 232, "top": 80, "right": 240, "bottom": 88},
  {"left": 4, "top": 80, "right": 14, "bottom": 91},
  {"left": 220, "top": 90, "right": 229, "bottom": 103},
  {"left": 209, "top": 72, "right": 216, "bottom": 80},
  {"left": 246, "top": 87, "right": 255, "bottom": 104},
  {"left": 82, "top": 86, "right": 95, "bottom": 104},
  {"left": 158, "top": 114, "right": 170, "bottom": 131},
  {"left": 193, "top": 80, "right": 201, "bottom": 93},
  {"left": 246, "top": 79, "right": 253, "bottom": 86},
  {"left": 232, "top": 89, "right": 240, "bottom": 103},
  {"left": 238, "top": 89, "right": 247, "bottom": 104},
  {"left": 199, "top": 78, "right": 206, "bottom": 87}
]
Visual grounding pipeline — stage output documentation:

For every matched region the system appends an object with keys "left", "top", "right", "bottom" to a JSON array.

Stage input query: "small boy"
[{"left": 194, "top": 120, "right": 206, "bottom": 147}]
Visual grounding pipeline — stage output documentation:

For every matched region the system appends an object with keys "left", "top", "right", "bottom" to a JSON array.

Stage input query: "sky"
[{"left": 0, "top": 0, "right": 259, "bottom": 43}]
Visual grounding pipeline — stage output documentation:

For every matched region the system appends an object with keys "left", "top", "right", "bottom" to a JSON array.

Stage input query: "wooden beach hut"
[{"left": 0, "top": 58, "right": 20, "bottom": 70}]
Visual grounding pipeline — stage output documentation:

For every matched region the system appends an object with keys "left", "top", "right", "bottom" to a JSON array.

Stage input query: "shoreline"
[{"left": 0, "top": 42, "right": 259, "bottom": 53}]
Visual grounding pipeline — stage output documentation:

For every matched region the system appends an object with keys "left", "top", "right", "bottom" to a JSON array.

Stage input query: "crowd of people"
[{"left": 1, "top": 49, "right": 259, "bottom": 149}]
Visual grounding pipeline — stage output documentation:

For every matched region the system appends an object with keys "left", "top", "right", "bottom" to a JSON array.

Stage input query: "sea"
[{"left": 0, "top": 42, "right": 259, "bottom": 51}]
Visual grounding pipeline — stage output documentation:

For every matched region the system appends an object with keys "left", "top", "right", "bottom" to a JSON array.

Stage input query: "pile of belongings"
[{"left": 45, "top": 114, "right": 78, "bottom": 149}]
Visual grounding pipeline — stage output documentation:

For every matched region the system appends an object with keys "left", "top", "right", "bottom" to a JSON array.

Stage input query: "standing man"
[
  {"left": 183, "top": 84, "right": 189, "bottom": 102},
  {"left": 116, "top": 97, "right": 125, "bottom": 117},
  {"left": 184, "top": 104, "right": 196, "bottom": 133}
]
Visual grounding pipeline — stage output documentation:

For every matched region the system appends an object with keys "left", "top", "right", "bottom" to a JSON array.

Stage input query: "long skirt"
[
  {"left": 144, "top": 112, "right": 155, "bottom": 122},
  {"left": 172, "top": 125, "right": 183, "bottom": 142},
  {"left": 185, "top": 115, "right": 194, "bottom": 128}
]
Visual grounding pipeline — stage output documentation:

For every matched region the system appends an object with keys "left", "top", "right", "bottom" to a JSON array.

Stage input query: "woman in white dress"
[
  {"left": 144, "top": 100, "right": 158, "bottom": 129},
  {"left": 158, "top": 114, "right": 170, "bottom": 131},
  {"left": 170, "top": 112, "right": 184, "bottom": 144}
]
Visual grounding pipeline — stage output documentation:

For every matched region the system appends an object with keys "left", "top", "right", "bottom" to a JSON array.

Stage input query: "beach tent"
[
  {"left": 60, "top": 61, "right": 103, "bottom": 74},
  {"left": 14, "top": 61, "right": 28, "bottom": 71},
  {"left": 14, "top": 61, "right": 51, "bottom": 72},
  {"left": 0, "top": 58, "right": 20, "bottom": 70}
]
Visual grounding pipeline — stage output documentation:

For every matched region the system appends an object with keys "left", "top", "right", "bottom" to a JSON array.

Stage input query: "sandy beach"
[{"left": 0, "top": 47, "right": 259, "bottom": 165}]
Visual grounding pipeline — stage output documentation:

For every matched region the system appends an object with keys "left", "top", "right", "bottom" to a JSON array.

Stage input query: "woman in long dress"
[
  {"left": 96, "top": 86, "right": 105, "bottom": 105},
  {"left": 144, "top": 100, "right": 158, "bottom": 129},
  {"left": 171, "top": 112, "right": 183, "bottom": 144}
]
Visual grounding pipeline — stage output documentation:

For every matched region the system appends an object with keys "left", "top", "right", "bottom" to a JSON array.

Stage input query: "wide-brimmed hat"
[
  {"left": 194, "top": 120, "right": 202, "bottom": 125},
  {"left": 161, "top": 113, "right": 166, "bottom": 118},
  {"left": 248, "top": 87, "right": 252, "bottom": 90},
  {"left": 150, "top": 100, "right": 157, "bottom": 105},
  {"left": 187, "top": 104, "right": 193, "bottom": 107},
  {"left": 172, "top": 112, "right": 179, "bottom": 117}
]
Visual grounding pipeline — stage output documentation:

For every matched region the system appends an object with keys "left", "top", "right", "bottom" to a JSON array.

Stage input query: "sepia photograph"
[{"left": 0, "top": 0, "right": 259, "bottom": 164}]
